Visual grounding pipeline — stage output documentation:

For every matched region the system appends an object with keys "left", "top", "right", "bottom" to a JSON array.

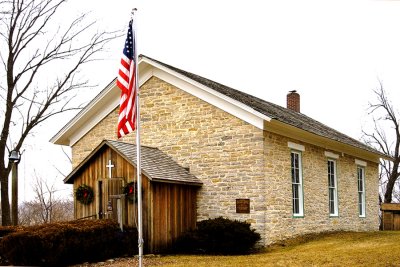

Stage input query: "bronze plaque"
[{"left": 236, "top": 199, "right": 250, "bottom": 213}]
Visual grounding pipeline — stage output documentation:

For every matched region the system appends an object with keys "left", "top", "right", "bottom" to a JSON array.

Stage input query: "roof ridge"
[{"left": 141, "top": 56, "right": 384, "bottom": 157}]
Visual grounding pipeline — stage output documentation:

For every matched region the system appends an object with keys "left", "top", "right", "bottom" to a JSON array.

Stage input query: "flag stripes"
[{"left": 117, "top": 20, "right": 137, "bottom": 138}]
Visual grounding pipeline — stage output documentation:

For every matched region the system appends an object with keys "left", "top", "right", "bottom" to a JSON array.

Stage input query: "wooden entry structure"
[
  {"left": 381, "top": 203, "right": 400, "bottom": 230},
  {"left": 64, "top": 140, "right": 202, "bottom": 252}
]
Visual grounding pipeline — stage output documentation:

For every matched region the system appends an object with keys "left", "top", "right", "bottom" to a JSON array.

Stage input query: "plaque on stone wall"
[{"left": 236, "top": 199, "right": 250, "bottom": 213}]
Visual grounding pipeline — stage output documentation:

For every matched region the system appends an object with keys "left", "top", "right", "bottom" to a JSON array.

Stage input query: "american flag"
[{"left": 117, "top": 19, "right": 137, "bottom": 138}]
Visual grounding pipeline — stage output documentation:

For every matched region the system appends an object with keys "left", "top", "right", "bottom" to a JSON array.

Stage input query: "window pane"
[
  {"left": 291, "top": 153, "right": 295, "bottom": 168},
  {"left": 293, "top": 184, "right": 299, "bottom": 198},
  {"left": 328, "top": 160, "right": 338, "bottom": 215},
  {"left": 294, "top": 169, "right": 299, "bottom": 184},
  {"left": 293, "top": 200, "right": 299, "bottom": 214},
  {"left": 291, "top": 168, "right": 295, "bottom": 183},
  {"left": 294, "top": 154, "right": 299, "bottom": 168},
  {"left": 357, "top": 167, "right": 365, "bottom": 217},
  {"left": 291, "top": 152, "right": 302, "bottom": 215},
  {"left": 292, "top": 184, "right": 299, "bottom": 214}
]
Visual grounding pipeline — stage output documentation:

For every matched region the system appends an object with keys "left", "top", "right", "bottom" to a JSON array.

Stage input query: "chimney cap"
[{"left": 289, "top": 90, "right": 297, "bottom": 94}]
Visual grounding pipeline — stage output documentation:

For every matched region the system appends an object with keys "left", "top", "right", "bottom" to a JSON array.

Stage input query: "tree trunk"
[
  {"left": 384, "top": 160, "right": 399, "bottom": 203},
  {"left": 0, "top": 170, "right": 11, "bottom": 225}
]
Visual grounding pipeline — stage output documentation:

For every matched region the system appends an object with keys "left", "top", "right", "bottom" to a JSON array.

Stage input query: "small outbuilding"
[
  {"left": 381, "top": 203, "right": 400, "bottom": 230},
  {"left": 64, "top": 139, "right": 202, "bottom": 253}
]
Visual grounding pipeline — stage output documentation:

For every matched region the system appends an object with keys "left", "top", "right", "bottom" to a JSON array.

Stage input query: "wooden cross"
[{"left": 106, "top": 160, "right": 114, "bottom": 179}]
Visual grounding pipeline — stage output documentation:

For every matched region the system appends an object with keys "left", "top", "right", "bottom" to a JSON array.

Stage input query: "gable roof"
[
  {"left": 64, "top": 139, "right": 202, "bottom": 186},
  {"left": 143, "top": 56, "right": 382, "bottom": 157},
  {"left": 51, "top": 55, "right": 387, "bottom": 162}
]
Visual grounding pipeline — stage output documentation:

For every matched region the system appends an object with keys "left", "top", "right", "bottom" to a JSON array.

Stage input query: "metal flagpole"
[{"left": 132, "top": 8, "right": 144, "bottom": 267}]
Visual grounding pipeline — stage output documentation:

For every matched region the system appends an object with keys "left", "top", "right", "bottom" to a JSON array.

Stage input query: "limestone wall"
[
  {"left": 71, "top": 76, "right": 379, "bottom": 246},
  {"left": 72, "top": 76, "right": 267, "bottom": 242},
  {"left": 263, "top": 131, "right": 379, "bottom": 244}
]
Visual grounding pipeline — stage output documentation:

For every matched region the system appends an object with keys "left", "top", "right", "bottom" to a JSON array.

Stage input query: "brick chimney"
[{"left": 287, "top": 90, "right": 300, "bottom": 112}]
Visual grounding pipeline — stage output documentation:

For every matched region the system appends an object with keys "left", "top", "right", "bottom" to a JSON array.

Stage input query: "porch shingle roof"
[
  {"left": 107, "top": 140, "right": 202, "bottom": 186},
  {"left": 64, "top": 140, "right": 202, "bottom": 186}
]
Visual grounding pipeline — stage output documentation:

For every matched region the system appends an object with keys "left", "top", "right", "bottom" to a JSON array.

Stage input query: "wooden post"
[
  {"left": 11, "top": 162, "right": 18, "bottom": 226},
  {"left": 117, "top": 198, "right": 123, "bottom": 231}
]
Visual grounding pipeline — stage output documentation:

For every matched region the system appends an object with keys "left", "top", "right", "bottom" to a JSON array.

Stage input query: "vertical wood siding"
[
  {"left": 150, "top": 182, "right": 197, "bottom": 252},
  {"left": 73, "top": 145, "right": 198, "bottom": 252}
]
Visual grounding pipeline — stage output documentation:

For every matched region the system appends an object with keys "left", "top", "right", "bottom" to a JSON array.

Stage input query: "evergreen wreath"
[
  {"left": 75, "top": 184, "right": 94, "bottom": 205},
  {"left": 123, "top": 181, "right": 137, "bottom": 202}
]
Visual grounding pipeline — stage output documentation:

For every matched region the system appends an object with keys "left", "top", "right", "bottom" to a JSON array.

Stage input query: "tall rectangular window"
[
  {"left": 328, "top": 160, "right": 338, "bottom": 216},
  {"left": 291, "top": 151, "right": 303, "bottom": 216},
  {"left": 357, "top": 166, "right": 366, "bottom": 217}
]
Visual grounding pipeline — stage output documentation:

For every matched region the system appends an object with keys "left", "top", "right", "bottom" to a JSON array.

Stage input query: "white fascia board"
[
  {"left": 142, "top": 58, "right": 271, "bottom": 130},
  {"left": 50, "top": 80, "right": 118, "bottom": 145},
  {"left": 51, "top": 63, "right": 154, "bottom": 146},
  {"left": 68, "top": 94, "right": 119, "bottom": 146},
  {"left": 52, "top": 57, "right": 271, "bottom": 146}
]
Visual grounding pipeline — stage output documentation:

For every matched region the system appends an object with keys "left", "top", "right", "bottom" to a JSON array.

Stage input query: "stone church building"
[{"left": 51, "top": 55, "right": 386, "bottom": 250}]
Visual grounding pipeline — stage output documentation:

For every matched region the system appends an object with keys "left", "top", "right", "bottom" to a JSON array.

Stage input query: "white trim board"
[
  {"left": 51, "top": 58, "right": 271, "bottom": 146},
  {"left": 355, "top": 159, "right": 367, "bottom": 167},
  {"left": 325, "top": 151, "right": 339, "bottom": 159},
  {"left": 151, "top": 67, "right": 268, "bottom": 130},
  {"left": 288, "top": 142, "right": 305, "bottom": 151}
]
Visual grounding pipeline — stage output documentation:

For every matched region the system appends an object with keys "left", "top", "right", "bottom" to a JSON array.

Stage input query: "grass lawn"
[{"left": 144, "top": 231, "right": 400, "bottom": 267}]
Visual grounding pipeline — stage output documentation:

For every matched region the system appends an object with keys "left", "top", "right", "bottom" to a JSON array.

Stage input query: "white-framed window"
[
  {"left": 291, "top": 151, "right": 304, "bottom": 217},
  {"left": 327, "top": 159, "right": 338, "bottom": 216},
  {"left": 357, "top": 166, "right": 366, "bottom": 217}
]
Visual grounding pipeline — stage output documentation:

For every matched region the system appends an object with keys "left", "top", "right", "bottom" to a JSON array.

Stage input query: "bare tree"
[
  {"left": 18, "top": 175, "right": 73, "bottom": 225},
  {"left": 19, "top": 199, "right": 73, "bottom": 225},
  {"left": 362, "top": 83, "right": 399, "bottom": 203},
  {"left": 0, "top": 0, "right": 117, "bottom": 225},
  {"left": 33, "top": 175, "right": 56, "bottom": 223}
]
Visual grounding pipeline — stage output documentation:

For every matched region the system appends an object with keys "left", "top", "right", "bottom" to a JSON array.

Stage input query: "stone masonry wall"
[
  {"left": 72, "top": 76, "right": 267, "bottom": 243},
  {"left": 71, "top": 76, "right": 379, "bottom": 246},
  {"left": 263, "top": 131, "right": 379, "bottom": 244}
]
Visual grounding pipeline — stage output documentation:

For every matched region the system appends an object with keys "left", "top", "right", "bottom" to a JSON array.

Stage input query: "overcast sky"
[
  {"left": 18, "top": 0, "right": 400, "bottom": 200},
  {"left": 73, "top": 0, "right": 400, "bottom": 136}
]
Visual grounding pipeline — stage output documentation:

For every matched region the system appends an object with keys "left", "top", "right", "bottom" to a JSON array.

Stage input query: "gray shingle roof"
[
  {"left": 107, "top": 140, "right": 202, "bottom": 186},
  {"left": 141, "top": 55, "right": 383, "bottom": 157},
  {"left": 64, "top": 140, "right": 202, "bottom": 186}
]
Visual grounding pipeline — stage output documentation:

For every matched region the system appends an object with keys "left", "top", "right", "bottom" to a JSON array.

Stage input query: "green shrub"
[
  {"left": 0, "top": 219, "right": 137, "bottom": 266},
  {"left": 174, "top": 217, "right": 261, "bottom": 255}
]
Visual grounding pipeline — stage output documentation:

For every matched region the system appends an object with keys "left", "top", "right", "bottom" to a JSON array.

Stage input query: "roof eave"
[
  {"left": 50, "top": 80, "right": 119, "bottom": 146},
  {"left": 265, "top": 119, "right": 388, "bottom": 163},
  {"left": 51, "top": 56, "right": 272, "bottom": 147},
  {"left": 64, "top": 140, "right": 203, "bottom": 186},
  {"left": 151, "top": 178, "right": 203, "bottom": 186},
  {"left": 63, "top": 139, "right": 109, "bottom": 184},
  {"left": 140, "top": 56, "right": 273, "bottom": 124}
]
